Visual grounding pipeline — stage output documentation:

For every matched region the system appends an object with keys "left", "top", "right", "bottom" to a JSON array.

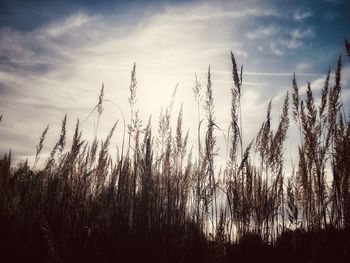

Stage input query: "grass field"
[{"left": 0, "top": 39, "right": 350, "bottom": 263}]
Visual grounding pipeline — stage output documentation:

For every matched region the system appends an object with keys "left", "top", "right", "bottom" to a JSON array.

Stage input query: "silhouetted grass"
[{"left": 0, "top": 40, "right": 350, "bottom": 262}]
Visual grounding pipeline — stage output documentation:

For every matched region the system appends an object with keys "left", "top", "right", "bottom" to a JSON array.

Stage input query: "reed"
[{"left": 0, "top": 41, "right": 350, "bottom": 262}]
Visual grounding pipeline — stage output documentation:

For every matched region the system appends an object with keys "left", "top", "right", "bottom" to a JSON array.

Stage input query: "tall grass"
[{"left": 0, "top": 40, "right": 350, "bottom": 262}]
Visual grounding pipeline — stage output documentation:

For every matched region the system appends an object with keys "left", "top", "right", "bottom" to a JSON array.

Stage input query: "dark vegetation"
[{"left": 1, "top": 39, "right": 350, "bottom": 262}]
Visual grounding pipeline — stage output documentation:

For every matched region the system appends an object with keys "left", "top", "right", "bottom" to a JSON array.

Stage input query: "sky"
[{"left": 0, "top": 0, "right": 349, "bottom": 167}]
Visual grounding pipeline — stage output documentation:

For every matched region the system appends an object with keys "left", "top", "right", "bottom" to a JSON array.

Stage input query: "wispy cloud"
[
  {"left": 43, "top": 12, "right": 93, "bottom": 37},
  {"left": 246, "top": 25, "right": 280, "bottom": 39},
  {"left": 270, "top": 43, "right": 285, "bottom": 56},
  {"left": 0, "top": 0, "right": 348, "bottom": 164},
  {"left": 293, "top": 9, "right": 313, "bottom": 22},
  {"left": 290, "top": 28, "right": 314, "bottom": 39},
  {"left": 281, "top": 38, "right": 304, "bottom": 49},
  {"left": 269, "top": 38, "right": 303, "bottom": 56},
  {"left": 267, "top": 27, "right": 315, "bottom": 55},
  {"left": 160, "top": 4, "right": 281, "bottom": 23}
]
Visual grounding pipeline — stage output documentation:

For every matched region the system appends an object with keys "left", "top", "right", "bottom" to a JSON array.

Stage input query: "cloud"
[
  {"left": 267, "top": 27, "right": 315, "bottom": 55},
  {"left": 270, "top": 43, "right": 285, "bottom": 56},
  {"left": 269, "top": 38, "right": 303, "bottom": 56},
  {"left": 281, "top": 38, "right": 304, "bottom": 49},
  {"left": 290, "top": 28, "right": 314, "bottom": 39},
  {"left": 43, "top": 12, "right": 93, "bottom": 38},
  {"left": 181, "top": 8, "right": 280, "bottom": 21},
  {"left": 246, "top": 25, "right": 280, "bottom": 39},
  {"left": 157, "top": 2, "right": 281, "bottom": 23},
  {"left": 0, "top": 2, "right": 258, "bottom": 162},
  {"left": 0, "top": 0, "right": 348, "bottom": 166},
  {"left": 293, "top": 9, "right": 313, "bottom": 22}
]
